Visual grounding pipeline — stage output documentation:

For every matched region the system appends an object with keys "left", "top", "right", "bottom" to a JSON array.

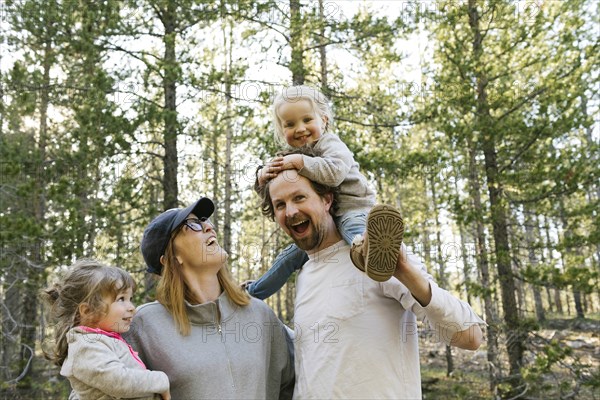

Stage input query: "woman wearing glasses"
[{"left": 125, "top": 198, "right": 295, "bottom": 399}]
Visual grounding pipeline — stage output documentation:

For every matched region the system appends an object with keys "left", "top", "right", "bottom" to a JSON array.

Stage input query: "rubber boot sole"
[{"left": 364, "top": 205, "right": 404, "bottom": 282}]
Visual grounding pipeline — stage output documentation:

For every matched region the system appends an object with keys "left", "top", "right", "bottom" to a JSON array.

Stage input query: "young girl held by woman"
[{"left": 42, "top": 259, "right": 170, "bottom": 400}]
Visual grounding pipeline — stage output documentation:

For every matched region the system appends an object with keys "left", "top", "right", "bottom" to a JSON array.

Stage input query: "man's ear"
[{"left": 323, "top": 192, "right": 334, "bottom": 210}]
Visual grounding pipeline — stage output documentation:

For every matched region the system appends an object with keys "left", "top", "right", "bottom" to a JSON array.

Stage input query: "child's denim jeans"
[{"left": 247, "top": 211, "right": 368, "bottom": 300}]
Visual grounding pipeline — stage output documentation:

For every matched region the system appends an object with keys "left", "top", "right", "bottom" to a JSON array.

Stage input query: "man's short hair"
[{"left": 258, "top": 147, "right": 340, "bottom": 220}]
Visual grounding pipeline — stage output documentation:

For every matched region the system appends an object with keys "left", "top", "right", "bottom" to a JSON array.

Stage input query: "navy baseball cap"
[{"left": 141, "top": 197, "right": 215, "bottom": 275}]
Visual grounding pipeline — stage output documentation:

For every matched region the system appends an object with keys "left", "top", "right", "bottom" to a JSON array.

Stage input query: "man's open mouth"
[{"left": 290, "top": 219, "right": 310, "bottom": 234}]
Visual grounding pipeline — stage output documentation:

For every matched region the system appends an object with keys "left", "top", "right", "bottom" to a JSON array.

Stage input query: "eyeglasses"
[{"left": 182, "top": 217, "right": 214, "bottom": 233}]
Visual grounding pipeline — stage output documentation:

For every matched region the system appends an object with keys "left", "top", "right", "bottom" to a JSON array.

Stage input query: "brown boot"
[
  {"left": 350, "top": 235, "right": 366, "bottom": 272},
  {"left": 350, "top": 205, "right": 404, "bottom": 282}
]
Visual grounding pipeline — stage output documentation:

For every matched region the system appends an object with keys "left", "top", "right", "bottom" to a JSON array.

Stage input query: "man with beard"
[{"left": 259, "top": 167, "right": 484, "bottom": 399}]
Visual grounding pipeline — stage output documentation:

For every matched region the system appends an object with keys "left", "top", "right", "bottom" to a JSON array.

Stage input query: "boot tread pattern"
[{"left": 365, "top": 205, "right": 404, "bottom": 282}]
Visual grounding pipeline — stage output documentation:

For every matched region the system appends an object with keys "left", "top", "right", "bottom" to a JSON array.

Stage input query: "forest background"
[{"left": 0, "top": 0, "right": 598, "bottom": 399}]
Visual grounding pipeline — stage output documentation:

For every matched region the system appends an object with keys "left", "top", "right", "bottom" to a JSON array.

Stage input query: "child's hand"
[
  {"left": 258, "top": 157, "right": 284, "bottom": 185},
  {"left": 280, "top": 154, "right": 304, "bottom": 171},
  {"left": 161, "top": 390, "right": 171, "bottom": 400},
  {"left": 258, "top": 155, "right": 304, "bottom": 186}
]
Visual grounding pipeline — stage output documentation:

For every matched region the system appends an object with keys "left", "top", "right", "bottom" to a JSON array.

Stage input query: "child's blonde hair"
[
  {"left": 272, "top": 85, "right": 334, "bottom": 147},
  {"left": 41, "top": 259, "right": 136, "bottom": 366}
]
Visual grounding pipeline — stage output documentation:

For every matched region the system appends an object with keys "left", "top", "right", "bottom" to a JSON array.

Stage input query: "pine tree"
[{"left": 417, "top": 0, "right": 598, "bottom": 394}]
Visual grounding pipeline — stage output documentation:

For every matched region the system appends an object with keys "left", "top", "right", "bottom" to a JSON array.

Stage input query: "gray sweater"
[
  {"left": 125, "top": 292, "right": 295, "bottom": 400},
  {"left": 300, "top": 133, "right": 376, "bottom": 216}
]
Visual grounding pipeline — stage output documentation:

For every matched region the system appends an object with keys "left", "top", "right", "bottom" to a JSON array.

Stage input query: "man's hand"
[
  {"left": 392, "top": 245, "right": 432, "bottom": 307},
  {"left": 393, "top": 246, "right": 483, "bottom": 351}
]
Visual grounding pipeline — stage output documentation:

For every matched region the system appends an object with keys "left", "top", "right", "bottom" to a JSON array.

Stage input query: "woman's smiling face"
[{"left": 172, "top": 213, "right": 227, "bottom": 271}]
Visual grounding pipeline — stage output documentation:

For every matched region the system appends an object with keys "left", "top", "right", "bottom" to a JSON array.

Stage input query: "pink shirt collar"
[{"left": 78, "top": 326, "right": 146, "bottom": 369}]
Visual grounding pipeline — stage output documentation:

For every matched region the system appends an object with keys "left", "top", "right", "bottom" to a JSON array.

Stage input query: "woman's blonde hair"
[
  {"left": 41, "top": 259, "right": 136, "bottom": 366},
  {"left": 272, "top": 85, "right": 334, "bottom": 147},
  {"left": 157, "top": 227, "right": 250, "bottom": 336}
]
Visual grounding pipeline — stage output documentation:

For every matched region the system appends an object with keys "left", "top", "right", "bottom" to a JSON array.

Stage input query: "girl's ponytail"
[
  {"left": 42, "top": 285, "right": 60, "bottom": 304},
  {"left": 40, "top": 282, "right": 76, "bottom": 366}
]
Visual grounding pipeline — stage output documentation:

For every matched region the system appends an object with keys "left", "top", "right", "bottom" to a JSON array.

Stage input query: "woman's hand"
[{"left": 161, "top": 390, "right": 171, "bottom": 400}]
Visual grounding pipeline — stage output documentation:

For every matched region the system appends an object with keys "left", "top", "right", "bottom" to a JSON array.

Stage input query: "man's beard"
[{"left": 292, "top": 218, "right": 326, "bottom": 251}]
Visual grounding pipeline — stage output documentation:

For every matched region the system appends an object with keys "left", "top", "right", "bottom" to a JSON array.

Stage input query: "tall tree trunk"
[
  {"left": 222, "top": 5, "right": 233, "bottom": 255},
  {"left": 480, "top": 105, "right": 524, "bottom": 388},
  {"left": 421, "top": 178, "right": 432, "bottom": 267},
  {"left": 573, "top": 243, "right": 586, "bottom": 318},
  {"left": 451, "top": 161, "right": 472, "bottom": 305},
  {"left": 468, "top": 1, "right": 524, "bottom": 389},
  {"left": 2, "top": 282, "right": 21, "bottom": 381},
  {"left": 422, "top": 228, "right": 432, "bottom": 272},
  {"left": 580, "top": 91, "right": 600, "bottom": 266},
  {"left": 537, "top": 215, "right": 553, "bottom": 313},
  {"left": 289, "top": 0, "right": 305, "bottom": 85},
  {"left": 466, "top": 135, "right": 499, "bottom": 395},
  {"left": 18, "top": 34, "right": 53, "bottom": 387},
  {"left": 545, "top": 286, "right": 553, "bottom": 313},
  {"left": 525, "top": 210, "right": 546, "bottom": 322},
  {"left": 554, "top": 290, "right": 563, "bottom": 314},
  {"left": 508, "top": 209, "right": 526, "bottom": 318},
  {"left": 162, "top": 1, "right": 179, "bottom": 210},
  {"left": 0, "top": 68, "right": 3, "bottom": 135},
  {"left": 587, "top": 191, "right": 600, "bottom": 266},
  {"left": 589, "top": 294, "right": 596, "bottom": 314},
  {"left": 79, "top": 27, "right": 101, "bottom": 258},
  {"left": 559, "top": 200, "right": 584, "bottom": 318},
  {"left": 544, "top": 216, "right": 563, "bottom": 313},
  {"left": 318, "top": 0, "right": 328, "bottom": 92},
  {"left": 211, "top": 116, "right": 220, "bottom": 231},
  {"left": 573, "top": 291, "right": 584, "bottom": 318},
  {"left": 427, "top": 174, "right": 454, "bottom": 376},
  {"left": 144, "top": 187, "right": 160, "bottom": 301},
  {"left": 85, "top": 168, "right": 100, "bottom": 256},
  {"left": 458, "top": 226, "right": 472, "bottom": 305}
]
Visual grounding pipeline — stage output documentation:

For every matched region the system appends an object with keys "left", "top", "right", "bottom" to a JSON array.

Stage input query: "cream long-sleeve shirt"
[{"left": 292, "top": 241, "right": 485, "bottom": 400}]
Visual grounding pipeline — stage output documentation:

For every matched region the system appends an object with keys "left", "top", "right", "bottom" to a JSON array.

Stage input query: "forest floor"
[
  {"left": 1, "top": 316, "right": 598, "bottom": 399},
  {"left": 420, "top": 315, "right": 600, "bottom": 399}
]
